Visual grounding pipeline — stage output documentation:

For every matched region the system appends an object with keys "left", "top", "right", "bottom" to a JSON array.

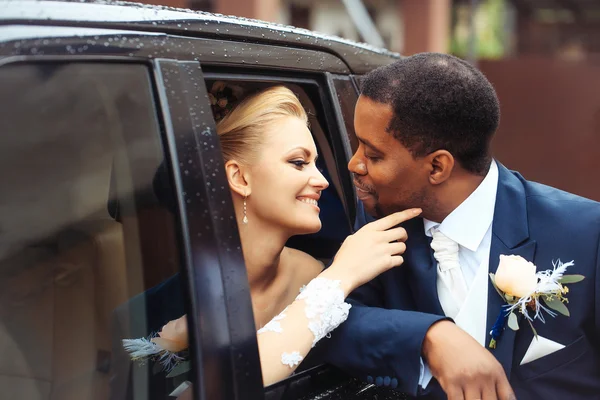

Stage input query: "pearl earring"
[{"left": 243, "top": 195, "right": 248, "bottom": 224}]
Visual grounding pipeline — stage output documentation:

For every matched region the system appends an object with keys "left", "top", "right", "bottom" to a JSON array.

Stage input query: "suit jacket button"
[
  {"left": 390, "top": 378, "right": 398, "bottom": 389},
  {"left": 367, "top": 375, "right": 373, "bottom": 384},
  {"left": 375, "top": 376, "right": 383, "bottom": 387},
  {"left": 383, "top": 376, "right": 391, "bottom": 386}
]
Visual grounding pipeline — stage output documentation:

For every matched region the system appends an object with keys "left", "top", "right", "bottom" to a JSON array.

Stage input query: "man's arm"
[
  {"left": 323, "top": 202, "right": 446, "bottom": 395},
  {"left": 326, "top": 293, "right": 446, "bottom": 396}
]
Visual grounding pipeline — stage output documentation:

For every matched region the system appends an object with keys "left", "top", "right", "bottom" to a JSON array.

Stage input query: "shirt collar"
[{"left": 423, "top": 160, "right": 498, "bottom": 251}]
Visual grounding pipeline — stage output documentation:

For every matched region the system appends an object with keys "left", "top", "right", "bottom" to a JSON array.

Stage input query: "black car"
[{"left": 0, "top": 1, "right": 405, "bottom": 399}]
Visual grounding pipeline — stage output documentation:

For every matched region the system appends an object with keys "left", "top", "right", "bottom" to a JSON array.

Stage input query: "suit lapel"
[{"left": 486, "top": 163, "right": 537, "bottom": 380}]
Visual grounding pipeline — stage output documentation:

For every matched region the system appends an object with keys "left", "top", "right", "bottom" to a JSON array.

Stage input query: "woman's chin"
[{"left": 291, "top": 220, "right": 322, "bottom": 235}]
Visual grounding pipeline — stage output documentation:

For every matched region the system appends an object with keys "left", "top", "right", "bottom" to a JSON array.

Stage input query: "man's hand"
[{"left": 422, "top": 321, "right": 516, "bottom": 400}]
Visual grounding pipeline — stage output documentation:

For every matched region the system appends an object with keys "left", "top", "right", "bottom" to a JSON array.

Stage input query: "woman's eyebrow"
[{"left": 286, "top": 147, "right": 319, "bottom": 160}]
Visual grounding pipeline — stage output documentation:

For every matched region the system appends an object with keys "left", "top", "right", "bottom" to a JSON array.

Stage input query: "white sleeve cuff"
[{"left": 418, "top": 357, "right": 433, "bottom": 389}]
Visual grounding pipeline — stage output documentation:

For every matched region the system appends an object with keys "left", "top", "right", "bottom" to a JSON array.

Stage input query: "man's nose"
[{"left": 348, "top": 152, "right": 367, "bottom": 175}]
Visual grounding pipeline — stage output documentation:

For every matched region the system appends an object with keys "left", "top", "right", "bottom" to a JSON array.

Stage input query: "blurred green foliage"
[{"left": 450, "top": 0, "right": 507, "bottom": 59}]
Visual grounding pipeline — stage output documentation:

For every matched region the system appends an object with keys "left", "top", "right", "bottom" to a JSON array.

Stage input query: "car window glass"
[
  {"left": 330, "top": 74, "right": 360, "bottom": 155},
  {"left": 0, "top": 62, "right": 193, "bottom": 400}
]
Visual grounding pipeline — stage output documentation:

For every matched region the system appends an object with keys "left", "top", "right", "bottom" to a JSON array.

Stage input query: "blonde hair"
[{"left": 216, "top": 85, "right": 308, "bottom": 165}]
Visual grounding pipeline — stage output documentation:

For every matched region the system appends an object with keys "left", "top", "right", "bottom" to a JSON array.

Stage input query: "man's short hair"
[{"left": 361, "top": 52, "right": 500, "bottom": 175}]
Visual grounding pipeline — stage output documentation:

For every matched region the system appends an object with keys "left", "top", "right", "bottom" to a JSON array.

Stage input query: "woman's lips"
[{"left": 297, "top": 197, "right": 320, "bottom": 211}]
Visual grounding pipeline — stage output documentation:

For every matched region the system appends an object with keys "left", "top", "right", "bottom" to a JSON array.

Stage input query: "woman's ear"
[
  {"left": 225, "top": 160, "right": 251, "bottom": 197},
  {"left": 427, "top": 150, "right": 454, "bottom": 185}
]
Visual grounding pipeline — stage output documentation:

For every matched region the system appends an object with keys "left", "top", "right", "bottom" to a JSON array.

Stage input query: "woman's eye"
[{"left": 289, "top": 160, "right": 309, "bottom": 168}]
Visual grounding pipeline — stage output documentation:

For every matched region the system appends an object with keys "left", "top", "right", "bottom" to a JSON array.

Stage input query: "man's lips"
[{"left": 353, "top": 180, "right": 375, "bottom": 199}]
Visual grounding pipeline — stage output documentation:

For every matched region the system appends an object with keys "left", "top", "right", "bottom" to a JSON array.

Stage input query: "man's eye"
[{"left": 365, "top": 153, "right": 381, "bottom": 162}]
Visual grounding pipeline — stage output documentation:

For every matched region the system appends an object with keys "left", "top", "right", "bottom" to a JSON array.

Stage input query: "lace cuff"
[{"left": 296, "top": 277, "right": 352, "bottom": 347}]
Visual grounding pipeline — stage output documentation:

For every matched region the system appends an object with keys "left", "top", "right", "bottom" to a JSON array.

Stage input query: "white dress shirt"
[{"left": 419, "top": 160, "right": 499, "bottom": 388}]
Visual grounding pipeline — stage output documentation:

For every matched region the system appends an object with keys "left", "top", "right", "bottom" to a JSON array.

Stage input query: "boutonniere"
[
  {"left": 488, "top": 255, "right": 584, "bottom": 349},
  {"left": 122, "top": 314, "right": 191, "bottom": 378}
]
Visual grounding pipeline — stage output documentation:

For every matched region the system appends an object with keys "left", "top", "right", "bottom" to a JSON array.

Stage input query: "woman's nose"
[{"left": 310, "top": 168, "right": 329, "bottom": 190}]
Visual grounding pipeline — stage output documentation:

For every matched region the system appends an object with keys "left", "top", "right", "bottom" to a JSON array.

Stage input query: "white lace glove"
[
  {"left": 296, "top": 277, "right": 352, "bottom": 347},
  {"left": 257, "top": 277, "right": 351, "bottom": 368}
]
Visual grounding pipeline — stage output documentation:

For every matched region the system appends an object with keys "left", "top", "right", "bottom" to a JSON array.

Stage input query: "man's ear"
[
  {"left": 427, "top": 150, "right": 454, "bottom": 185},
  {"left": 224, "top": 160, "right": 251, "bottom": 197}
]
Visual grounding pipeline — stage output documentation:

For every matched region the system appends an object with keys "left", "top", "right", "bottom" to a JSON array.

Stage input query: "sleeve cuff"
[{"left": 418, "top": 357, "right": 433, "bottom": 389}]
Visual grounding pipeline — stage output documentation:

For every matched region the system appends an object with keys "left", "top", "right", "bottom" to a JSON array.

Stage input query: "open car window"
[{"left": 196, "top": 72, "right": 359, "bottom": 395}]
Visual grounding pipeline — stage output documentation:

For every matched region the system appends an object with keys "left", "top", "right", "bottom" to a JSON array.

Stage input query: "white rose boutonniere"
[{"left": 488, "top": 255, "right": 584, "bottom": 348}]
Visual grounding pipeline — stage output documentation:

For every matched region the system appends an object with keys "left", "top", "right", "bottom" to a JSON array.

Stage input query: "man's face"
[{"left": 348, "top": 95, "right": 430, "bottom": 218}]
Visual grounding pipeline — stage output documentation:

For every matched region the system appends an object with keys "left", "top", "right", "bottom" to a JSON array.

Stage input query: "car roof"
[{"left": 0, "top": 0, "right": 400, "bottom": 74}]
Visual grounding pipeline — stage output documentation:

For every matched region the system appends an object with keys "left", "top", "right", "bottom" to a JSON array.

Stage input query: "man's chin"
[{"left": 361, "top": 201, "right": 384, "bottom": 219}]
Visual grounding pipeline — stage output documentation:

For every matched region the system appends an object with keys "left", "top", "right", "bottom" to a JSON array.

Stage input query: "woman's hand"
[{"left": 323, "top": 208, "right": 421, "bottom": 295}]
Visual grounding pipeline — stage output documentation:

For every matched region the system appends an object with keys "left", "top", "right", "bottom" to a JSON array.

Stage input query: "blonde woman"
[{"left": 124, "top": 85, "right": 420, "bottom": 388}]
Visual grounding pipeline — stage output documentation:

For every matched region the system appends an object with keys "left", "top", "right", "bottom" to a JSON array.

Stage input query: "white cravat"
[{"left": 431, "top": 228, "right": 469, "bottom": 319}]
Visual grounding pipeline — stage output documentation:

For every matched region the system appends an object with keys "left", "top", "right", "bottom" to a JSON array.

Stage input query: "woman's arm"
[{"left": 257, "top": 208, "right": 421, "bottom": 386}]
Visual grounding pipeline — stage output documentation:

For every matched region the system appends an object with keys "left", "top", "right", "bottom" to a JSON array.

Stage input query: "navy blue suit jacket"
[{"left": 324, "top": 163, "right": 600, "bottom": 399}]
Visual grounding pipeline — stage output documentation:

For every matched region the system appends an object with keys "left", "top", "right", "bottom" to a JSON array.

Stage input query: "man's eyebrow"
[{"left": 356, "top": 136, "right": 384, "bottom": 154}]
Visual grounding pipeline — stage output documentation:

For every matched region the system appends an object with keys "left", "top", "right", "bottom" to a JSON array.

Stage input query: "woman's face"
[{"left": 248, "top": 116, "right": 329, "bottom": 235}]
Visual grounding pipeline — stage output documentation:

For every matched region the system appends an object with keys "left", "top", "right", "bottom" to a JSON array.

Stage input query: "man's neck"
[{"left": 425, "top": 170, "right": 487, "bottom": 223}]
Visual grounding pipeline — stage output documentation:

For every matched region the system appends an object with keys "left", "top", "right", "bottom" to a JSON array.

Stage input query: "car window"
[
  {"left": 200, "top": 76, "right": 353, "bottom": 262},
  {"left": 329, "top": 74, "right": 360, "bottom": 156},
  {"left": 197, "top": 74, "right": 353, "bottom": 390},
  {"left": 0, "top": 62, "right": 192, "bottom": 400}
]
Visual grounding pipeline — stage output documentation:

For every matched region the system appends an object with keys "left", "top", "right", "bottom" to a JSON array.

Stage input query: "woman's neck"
[{"left": 237, "top": 218, "right": 290, "bottom": 295}]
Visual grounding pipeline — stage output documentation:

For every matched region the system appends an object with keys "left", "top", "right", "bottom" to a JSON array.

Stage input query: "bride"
[{"left": 124, "top": 84, "right": 420, "bottom": 388}]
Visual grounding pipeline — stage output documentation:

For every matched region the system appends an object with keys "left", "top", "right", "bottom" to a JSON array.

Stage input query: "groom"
[{"left": 324, "top": 53, "right": 600, "bottom": 399}]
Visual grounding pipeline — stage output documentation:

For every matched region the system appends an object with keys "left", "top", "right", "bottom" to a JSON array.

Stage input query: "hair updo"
[{"left": 216, "top": 85, "right": 308, "bottom": 165}]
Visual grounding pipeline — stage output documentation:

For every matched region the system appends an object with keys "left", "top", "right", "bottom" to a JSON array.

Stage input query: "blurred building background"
[{"left": 132, "top": 0, "right": 600, "bottom": 201}]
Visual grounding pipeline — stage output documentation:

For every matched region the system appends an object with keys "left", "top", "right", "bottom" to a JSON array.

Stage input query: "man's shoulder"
[
  {"left": 518, "top": 174, "right": 600, "bottom": 226},
  {"left": 521, "top": 176, "right": 599, "bottom": 208}
]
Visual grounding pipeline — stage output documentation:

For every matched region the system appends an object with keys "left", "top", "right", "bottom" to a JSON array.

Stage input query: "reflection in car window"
[
  {"left": 0, "top": 62, "right": 190, "bottom": 400},
  {"left": 330, "top": 75, "right": 360, "bottom": 155}
]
